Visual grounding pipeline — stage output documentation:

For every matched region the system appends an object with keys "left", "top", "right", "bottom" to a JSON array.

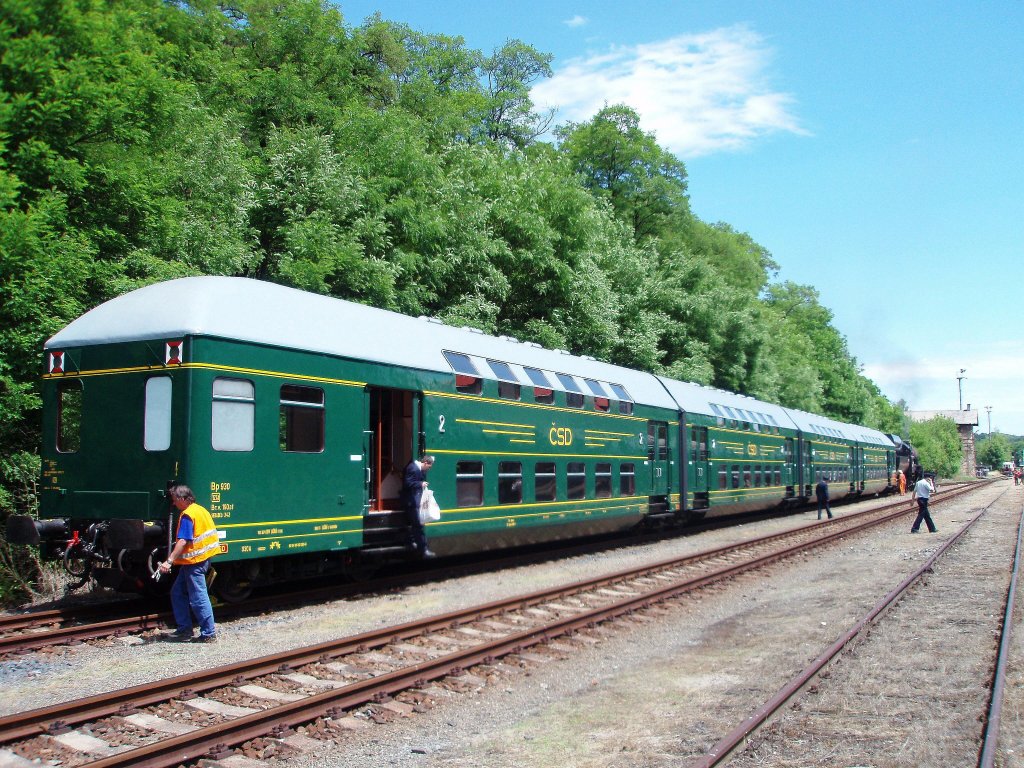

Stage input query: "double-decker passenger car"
[{"left": 7, "top": 277, "right": 900, "bottom": 599}]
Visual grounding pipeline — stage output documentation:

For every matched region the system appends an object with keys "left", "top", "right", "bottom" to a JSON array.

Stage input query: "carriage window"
[
  {"left": 523, "top": 367, "right": 555, "bottom": 404},
  {"left": 280, "top": 384, "right": 324, "bottom": 453},
  {"left": 498, "top": 380, "right": 521, "bottom": 400},
  {"left": 535, "top": 462, "right": 557, "bottom": 502},
  {"left": 57, "top": 380, "right": 83, "bottom": 453},
  {"left": 620, "top": 463, "right": 636, "bottom": 496},
  {"left": 584, "top": 378, "right": 609, "bottom": 397},
  {"left": 444, "top": 351, "right": 478, "bottom": 376},
  {"left": 212, "top": 377, "right": 254, "bottom": 452},
  {"left": 456, "top": 461, "right": 484, "bottom": 507},
  {"left": 557, "top": 373, "right": 584, "bottom": 408},
  {"left": 594, "top": 397, "right": 610, "bottom": 412},
  {"left": 144, "top": 376, "right": 172, "bottom": 452},
  {"left": 488, "top": 360, "right": 521, "bottom": 400},
  {"left": 647, "top": 423, "right": 668, "bottom": 460},
  {"left": 732, "top": 465, "right": 741, "bottom": 489},
  {"left": 567, "top": 462, "right": 586, "bottom": 500},
  {"left": 498, "top": 461, "right": 523, "bottom": 504},
  {"left": 455, "top": 374, "right": 482, "bottom": 395},
  {"left": 595, "top": 463, "right": 612, "bottom": 498},
  {"left": 609, "top": 384, "right": 633, "bottom": 415},
  {"left": 719, "top": 468, "right": 728, "bottom": 490},
  {"left": 445, "top": 351, "right": 482, "bottom": 394},
  {"left": 743, "top": 465, "right": 752, "bottom": 488},
  {"left": 524, "top": 366, "right": 552, "bottom": 388},
  {"left": 775, "top": 469, "right": 782, "bottom": 486}
]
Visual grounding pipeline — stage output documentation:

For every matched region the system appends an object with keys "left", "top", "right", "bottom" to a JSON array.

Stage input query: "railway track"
[
  {"left": 0, "top": 483, "right": 981, "bottom": 768},
  {"left": 689, "top": 484, "right": 1017, "bottom": 767},
  {"left": 0, "top": 489, "right": 936, "bottom": 657}
]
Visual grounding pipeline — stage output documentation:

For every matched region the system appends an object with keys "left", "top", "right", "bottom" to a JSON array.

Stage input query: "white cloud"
[
  {"left": 564, "top": 15, "right": 587, "bottom": 28},
  {"left": 532, "top": 25, "right": 806, "bottom": 157}
]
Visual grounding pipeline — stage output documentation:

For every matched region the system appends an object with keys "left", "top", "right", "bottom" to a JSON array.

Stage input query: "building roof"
[{"left": 908, "top": 409, "right": 980, "bottom": 427}]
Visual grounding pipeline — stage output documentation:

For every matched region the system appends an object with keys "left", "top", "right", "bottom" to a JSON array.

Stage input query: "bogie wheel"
[
  {"left": 341, "top": 553, "right": 377, "bottom": 583},
  {"left": 62, "top": 542, "right": 91, "bottom": 579},
  {"left": 213, "top": 561, "right": 259, "bottom": 603}
]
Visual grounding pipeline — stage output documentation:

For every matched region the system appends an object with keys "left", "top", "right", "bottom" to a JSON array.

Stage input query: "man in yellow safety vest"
[{"left": 157, "top": 483, "right": 220, "bottom": 642}]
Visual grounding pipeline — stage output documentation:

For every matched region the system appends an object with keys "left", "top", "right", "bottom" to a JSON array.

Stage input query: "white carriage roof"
[
  {"left": 655, "top": 377, "right": 794, "bottom": 431},
  {"left": 46, "top": 276, "right": 677, "bottom": 408},
  {"left": 781, "top": 406, "right": 891, "bottom": 446}
]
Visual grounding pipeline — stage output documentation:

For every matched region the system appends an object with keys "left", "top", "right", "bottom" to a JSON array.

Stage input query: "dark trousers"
[
  {"left": 817, "top": 498, "right": 832, "bottom": 519},
  {"left": 405, "top": 500, "right": 427, "bottom": 553},
  {"left": 911, "top": 497, "right": 936, "bottom": 532}
]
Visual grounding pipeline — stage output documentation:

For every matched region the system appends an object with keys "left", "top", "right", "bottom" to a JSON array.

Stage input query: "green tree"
[
  {"left": 909, "top": 417, "right": 962, "bottom": 478},
  {"left": 556, "top": 105, "right": 690, "bottom": 243},
  {"left": 480, "top": 40, "right": 554, "bottom": 148},
  {"left": 976, "top": 433, "right": 1011, "bottom": 468}
]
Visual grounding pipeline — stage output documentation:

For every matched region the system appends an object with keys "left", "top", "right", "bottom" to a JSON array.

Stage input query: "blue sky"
[{"left": 337, "top": 1, "right": 1024, "bottom": 436}]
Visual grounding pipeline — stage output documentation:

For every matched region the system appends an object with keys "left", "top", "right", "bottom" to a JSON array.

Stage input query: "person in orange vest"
[{"left": 157, "top": 483, "right": 220, "bottom": 642}]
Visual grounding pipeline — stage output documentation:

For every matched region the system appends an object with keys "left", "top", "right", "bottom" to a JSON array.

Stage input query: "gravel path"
[{"left": 289, "top": 481, "right": 1016, "bottom": 768}]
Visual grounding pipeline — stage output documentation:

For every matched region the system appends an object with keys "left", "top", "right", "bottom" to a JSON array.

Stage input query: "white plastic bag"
[{"left": 419, "top": 488, "right": 441, "bottom": 523}]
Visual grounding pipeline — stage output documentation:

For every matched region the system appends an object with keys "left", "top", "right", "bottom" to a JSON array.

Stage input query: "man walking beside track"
[
  {"left": 910, "top": 473, "right": 937, "bottom": 534},
  {"left": 815, "top": 475, "right": 833, "bottom": 520},
  {"left": 157, "top": 483, "right": 220, "bottom": 642}
]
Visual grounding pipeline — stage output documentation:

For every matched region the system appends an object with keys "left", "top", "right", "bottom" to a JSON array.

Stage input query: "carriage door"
[
  {"left": 690, "top": 426, "right": 709, "bottom": 509},
  {"left": 784, "top": 437, "right": 796, "bottom": 496},
  {"left": 647, "top": 421, "right": 670, "bottom": 508},
  {"left": 362, "top": 387, "right": 416, "bottom": 549}
]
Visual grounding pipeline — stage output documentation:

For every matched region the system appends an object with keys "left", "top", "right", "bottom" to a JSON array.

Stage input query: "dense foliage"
[
  {"left": 976, "top": 433, "right": 1012, "bottom": 469},
  {"left": 909, "top": 417, "right": 963, "bottom": 479},
  {"left": 0, "top": 0, "right": 913, "bottom": 594}
]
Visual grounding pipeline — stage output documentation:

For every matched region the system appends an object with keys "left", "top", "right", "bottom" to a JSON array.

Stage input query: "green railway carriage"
[
  {"left": 782, "top": 407, "right": 896, "bottom": 501},
  {"left": 8, "top": 277, "right": 900, "bottom": 598},
  {"left": 656, "top": 379, "right": 801, "bottom": 517},
  {"left": 13, "top": 277, "right": 685, "bottom": 596}
]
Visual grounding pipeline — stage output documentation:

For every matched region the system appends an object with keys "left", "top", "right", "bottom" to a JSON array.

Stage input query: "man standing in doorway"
[{"left": 402, "top": 455, "right": 436, "bottom": 558}]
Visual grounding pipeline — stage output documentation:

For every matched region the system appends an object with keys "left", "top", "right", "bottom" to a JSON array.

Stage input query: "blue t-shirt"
[{"left": 176, "top": 515, "right": 195, "bottom": 542}]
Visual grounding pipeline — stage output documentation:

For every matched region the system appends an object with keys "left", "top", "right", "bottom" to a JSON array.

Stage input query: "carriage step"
[{"left": 359, "top": 545, "right": 415, "bottom": 556}]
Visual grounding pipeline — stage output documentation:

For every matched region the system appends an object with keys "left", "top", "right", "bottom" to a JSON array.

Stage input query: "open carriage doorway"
[{"left": 367, "top": 388, "right": 415, "bottom": 513}]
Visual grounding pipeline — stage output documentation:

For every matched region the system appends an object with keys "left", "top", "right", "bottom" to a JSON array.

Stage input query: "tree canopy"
[{"left": 0, "top": 0, "right": 906, "bottom": 515}]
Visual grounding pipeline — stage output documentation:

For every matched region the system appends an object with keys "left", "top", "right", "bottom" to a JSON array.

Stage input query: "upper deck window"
[
  {"left": 585, "top": 379, "right": 610, "bottom": 412},
  {"left": 212, "top": 377, "right": 254, "bottom": 452},
  {"left": 525, "top": 367, "right": 555, "bottom": 404},
  {"left": 144, "top": 376, "right": 172, "bottom": 452},
  {"left": 556, "top": 372, "right": 582, "bottom": 393},
  {"left": 524, "top": 367, "right": 552, "bottom": 388},
  {"left": 556, "top": 373, "right": 584, "bottom": 408},
  {"left": 443, "top": 351, "right": 479, "bottom": 377},
  {"left": 487, "top": 360, "right": 521, "bottom": 400},
  {"left": 609, "top": 383, "right": 634, "bottom": 415},
  {"left": 280, "top": 384, "right": 325, "bottom": 453},
  {"left": 57, "top": 380, "right": 83, "bottom": 453},
  {"left": 444, "top": 351, "right": 482, "bottom": 395}
]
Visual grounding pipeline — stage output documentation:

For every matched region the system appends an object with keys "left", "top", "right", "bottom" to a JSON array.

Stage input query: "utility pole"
[
  {"left": 985, "top": 405, "right": 992, "bottom": 436},
  {"left": 957, "top": 369, "right": 967, "bottom": 411}
]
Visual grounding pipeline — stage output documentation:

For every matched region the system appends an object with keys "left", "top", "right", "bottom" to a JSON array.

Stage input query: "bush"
[
  {"left": 909, "top": 417, "right": 962, "bottom": 479},
  {"left": 0, "top": 451, "right": 43, "bottom": 605}
]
